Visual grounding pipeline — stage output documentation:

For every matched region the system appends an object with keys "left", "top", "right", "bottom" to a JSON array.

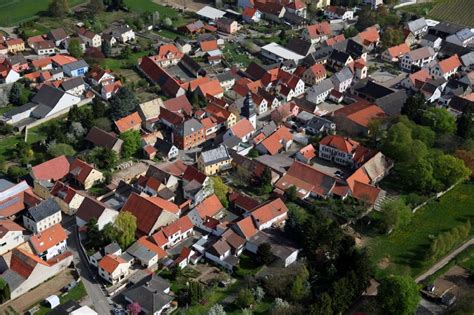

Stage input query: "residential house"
[
  {"left": 331, "top": 67, "right": 353, "bottom": 93},
  {"left": 353, "top": 58, "right": 368, "bottom": 79},
  {"left": 420, "top": 34, "right": 443, "bottom": 50},
  {"left": 153, "top": 44, "right": 184, "bottom": 68},
  {"left": 0, "top": 248, "right": 73, "bottom": 300},
  {"left": 89, "top": 68, "right": 115, "bottom": 86},
  {"left": 327, "top": 50, "right": 353, "bottom": 70},
  {"left": 0, "top": 219, "right": 25, "bottom": 255},
  {"left": 89, "top": 242, "right": 121, "bottom": 267},
  {"left": 302, "top": 63, "right": 327, "bottom": 86},
  {"left": 355, "top": 26, "right": 380, "bottom": 50},
  {"left": 101, "top": 80, "right": 123, "bottom": 100},
  {"left": 216, "top": 17, "right": 239, "bottom": 34},
  {"left": 30, "top": 155, "right": 70, "bottom": 183},
  {"left": 86, "top": 127, "right": 123, "bottom": 154},
  {"left": 175, "top": 38, "right": 192, "bottom": 54},
  {"left": 192, "top": 194, "right": 225, "bottom": 221},
  {"left": 69, "top": 158, "right": 104, "bottom": 190},
  {"left": 324, "top": 6, "right": 354, "bottom": 21},
  {"left": 330, "top": 101, "right": 386, "bottom": 137},
  {"left": 285, "top": 0, "right": 307, "bottom": 18},
  {"left": 363, "top": 0, "right": 383, "bottom": 9},
  {"left": 6, "top": 38, "right": 25, "bottom": 53},
  {"left": 121, "top": 193, "right": 180, "bottom": 236},
  {"left": 63, "top": 59, "right": 89, "bottom": 77},
  {"left": 61, "top": 76, "right": 86, "bottom": 96},
  {"left": 196, "top": 80, "right": 224, "bottom": 99},
  {"left": 76, "top": 196, "right": 119, "bottom": 230},
  {"left": 407, "top": 18, "right": 428, "bottom": 39},
  {"left": 31, "top": 57, "right": 53, "bottom": 70},
  {"left": 420, "top": 77, "right": 447, "bottom": 103},
  {"left": 296, "top": 144, "right": 317, "bottom": 164},
  {"left": 318, "top": 134, "right": 374, "bottom": 167},
  {"left": 138, "top": 97, "right": 163, "bottom": 131},
  {"left": 224, "top": 118, "right": 255, "bottom": 143},
  {"left": 242, "top": 7, "right": 262, "bottom": 23},
  {"left": 245, "top": 230, "right": 299, "bottom": 267},
  {"left": 250, "top": 198, "right": 288, "bottom": 230},
  {"left": 256, "top": 126, "right": 293, "bottom": 155},
  {"left": 110, "top": 25, "right": 135, "bottom": 43},
  {"left": 429, "top": 54, "right": 462, "bottom": 80},
  {"left": 400, "top": 47, "right": 436, "bottom": 71},
  {"left": 23, "top": 198, "right": 62, "bottom": 234},
  {"left": 0, "top": 69, "right": 20, "bottom": 84},
  {"left": 50, "top": 181, "right": 85, "bottom": 215},
  {"left": 78, "top": 28, "right": 102, "bottom": 48},
  {"left": 306, "top": 78, "right": 334, "bottom": 104},
  {"left": 173, "top": 118, "right": 205, "bottom": 150},
  {"left": 48, "top": 28, "right": 69, "bottom": 46},
  {"left": 182, "top": 166, "right": 213, "bottom": 207},
  {"left": 0, "top": 181, "right": 40, "bottom": 219},
  {"left": 154, "top": 138, "right": 179, "bottom": 161},
  {"left": 382, "top": 43, "right": 410, "bottom": 62},
  {"left": 255, "top": 2, "right": 286, "bottom": 22},
  {"left": 98, "top": 254, "right": 130, "bottom": 284},
  {"left": 446, "top": 28, "right": 474, "bottom": 47},
  {"left": 275, "top": 160, "right": 337, "bottom": 199},
  {"left": 30, "top": 224, "right": 67, "bottom": 261},
  {"left": 122, "top": 274, "right": 173, "bottom": 315},
  {"left": 304, "top": 116, "right": 336, "bottom": 135},
  {"left": 114, "top": 111, "right": 142, "bottom": 134},
  {"left": 151, "top": 216, "right": 194, "bottom": 249},
  {"left": 198, "top": 145, "right": 232, "bottom": 176},
  {"left": 32, "top": 40, "right": 55, "bottom": 56},
  {"left": 303, "top": 22, "right": 331, "bottom": 44},
  {"left": 6, "top": 54, "right": 29, "bottom": 72},
  {"left": 126, "top": 236, "right": 167, "bottom": 268}
]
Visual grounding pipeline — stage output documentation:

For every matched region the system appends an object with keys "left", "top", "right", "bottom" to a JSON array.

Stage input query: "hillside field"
[{"left": 0, "top": 0, "right": 86, "bottom": 27}]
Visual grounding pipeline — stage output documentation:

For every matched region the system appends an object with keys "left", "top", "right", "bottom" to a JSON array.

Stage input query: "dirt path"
[{"left": 0, "top": 269, "right": 74, "bottom": 313}]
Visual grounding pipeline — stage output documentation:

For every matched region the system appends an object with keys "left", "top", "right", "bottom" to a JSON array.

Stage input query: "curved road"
[{"left": 415, "top": 237, "right": 474, "bottom": 283}]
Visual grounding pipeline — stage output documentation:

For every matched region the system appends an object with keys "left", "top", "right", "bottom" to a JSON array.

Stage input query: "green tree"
[
  {"left": 247, "top": 148, "right": 259, "bottom": 158},
  {"left": 457, "top": 106, "right": 474, "bottom": 139},
  {"left": 0, "top": 278, "right": 10, "bottom": 303},
  {"left": 86, "top": 218, "right": 104, "bottom": 249},
  {"left": 236, "top": 288, "right": 255, "bottom": 309},
  {"left": 343, "top": 26, "right": 359, "bottom": 38},
  {"left": 48, "top": 0, "right": 69, "bottom": 17},
  {"left": 120, "top": 45, "right": 132, "bottom": 59},
  {"left": 401, "top": 93, "right": 426, "bottom": 122},
  {"left": 207, "top": 304, "right": 226, "bottom": 315},
  {"left": 257, "top": 242, "right": 273, "bottom": 265},
  {"left": 8, "top": 82, "right": 21, "bottom": 105},
  {"left": 110, "top": 87, "right": 139, "bottom": 120},
  {"left": 87, "top": 147, "right": 118, "bottom": 170},
  {"left": 310, "top": 293, "right": 332, "bottom": 315},
  {"left": 382, "top": 27, "right": 404, "bottom": 49},
  {"left": 119, "top": 130, "right": 141, "bottom": 158},
  {"left": 380, "top": 198, "right": 412, "bottom": 233},
  {"left": 285, "top": 185, "right": 298, "bottom": 202},
  {"left": 432, "top": 154, "right": 470, "bottom": 188},
  {"left": 68, "top": 38, "right": 83, "bottom": 58},
  {"left": 377, "top": 276, "right": 420, "bottom": 315},
  {"left": 101, "top": 40, "right": 112, "bottom": 57},
  {"left": 289, "top": 275, "right": 306, "bottom": 302},
  {"left": 420, "top": 108, "right": 457, "bottom": 135},
  {"left": 382, "top": 122, "right": 413, "bottom": 161},
  {"left": 7, "top": 166, "right": 29, "bottom": 182},
  {"left": 211, "top": 177, "right": 229, "bottom": 208},
  {"left": 88, "top": 0, "right": 105, "bottom": 13},
  {"left": 258, "top": 167, "right": 273, "bottom": 194},
  {"left": 188, "top": 281, "right": 204, "bottom": 305},
  {"left": 163, "top": 17, "right": 172, "bottom": 27},
  {"left": 395, "top": 157, "right": 434, "bottom": 193},
  {"left": 114, "top": 211, "right": 137, "bottom": 249},
  {"left": 47, "top": 143, "right": 76, "bottom": 157}
]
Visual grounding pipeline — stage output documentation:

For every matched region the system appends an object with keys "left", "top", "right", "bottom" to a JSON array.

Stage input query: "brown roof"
[
  {"left": 306, "top": 22, "right": 331, "bottom": 39},
  {"left": 183, "top": 165, "right": 207, "bottom": 184},
  {"left": 162, "top": 216, "right": 193, "bottom": 238},
  {"left": 200, "top": 40, "right": 218, "bottom": 52},
  {"left": 69, "top": 158, "right": 95, "bottom": 184},
  {"left": 197, "top": 80, "right": 224, "bottom": 97},
  {"left": 86, "top": 126, "right": 121, "bottom": 149},
  {"left": 50, "top": 181, "right": 78, "bottom": 204},
  {"left": 333, "top": 102, "right": 386, "bottom": 128},
  {"left": 76, "top": 196, "right": 107, "bottom": 222},
  {"left": 0, "top": 219, "right": 24, "bottom": 239},
  {"left": 386, "top": 43, "right": 410, "bottom": 59},
  {"left": 163, "top": 95, "right": 193, "bottom": 116},
  {"left": 352, "top": 181, "right": 381, "bottom": 204},
  {"left": 229, "top": 192, "right": 259, "bottom": 212},
  {"left": 259, "top": 126, "right": 292, "bottom": 155}
]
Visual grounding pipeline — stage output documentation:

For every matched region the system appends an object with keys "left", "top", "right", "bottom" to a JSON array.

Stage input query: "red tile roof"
[
  {"left": 259, "top": 126, "right": 292, "bottom": 155},
  {"left": 308, "top": 63, "right": 326, "bottom": 77},
  {"left": 333, "top": 102, "right": 386, "bottom": 128},
  {"left": 386, "top": 43, "right": 410, "bottom": 59},
  {"left": 299, "top": 144, "right": 316, "bottom": 160},
  {"left": 200, "top": 40, "right": 218, "bottom": 52},
  {"left": 155, "top": 44, "right": 183, "bottom": 61},
  {"left": 197, "top": 79, "right": 224, "bottom": 97},
  {"left": 30, "top": 224, "right": 67, "bottom": 253},
  {"left": 325, "top": 34, "right": 345, "bottom": 46},
  {"left": 195, "top": 194, "right": 224, "bottom": 218},
  {"left": 162, "top": 215, "right": 193, "bottom": 238},
  {"left": 114, "top": 111, "right": 142, "bottom": 133},
  {"left": 99, "top": 254, "right": 126, "bottom": 274},
  {"left": 51, "top": 54, "right": 77, "bottom": 66},
  {"left": 409, "top": 68, "right": 431, "bottom": 88},
  {"left": 230, "top": 118, "right": 255, "bottom": 139},
  {"left": 163, "top": 95, "right": 193, "bottom": 116},
  {"left": 243, "top": 7, "right": 258, "bottom": 18},
  {"left": 358, "top": 26, "right": 379, "bottom": 45},
  {"left": 31, "top": 155, "right": 70, "bottom": 181},
  {"left": 319, "top": 134, "right": 359, "bottom": 153},
  {"left": 183, "top": 165, "right": 207, "bottom": 184},
  {"left": 137, "top": 236, "right": 167, "bottom": 258},
  {"left": 32, "top": 57, "right": 52, "bottom": 68},
  {"left": 121, "top": 193, "right": 180, "bottom": 236},
  {"left": 352, "top": 181, "right": 381, "bottom": 204},
  {"left": 50, "top": 181, "right": 78, "bottom": 204},
  {"left": 438, "top": 54, "right": 461, "bottom": 73},
  {"left": 251, "top": 198, "right": 288, "bottom": 226},
  {"left": 234, "top": 216, "right": 258, "bottom": 239},
  {"left": 306, "top": 22, "right": 331, "bottom": 39},
  {"left": 0, "top": 219, "right": 24, "bottom": 239},
  {"left": 69, "top": 158, "right": 95, "bottom": 184}
]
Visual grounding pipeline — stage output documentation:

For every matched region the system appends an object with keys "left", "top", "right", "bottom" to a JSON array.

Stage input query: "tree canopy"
[
  {"left": 211, "top": 177, "right": 229, "bottom": 208},
  {"left": 119, "top": 130, "right": 141, "bottom": 158},
  {"left": 68, "top": 38, "right": 83, "bottom": 58},
  {"left": 48, "top": 0, "right": 69, "bottom": 17},
  {"left": 110, "top": 87, "right": 139, "bottom": 120},
  {"left": 377, "top": 276, "right": 420, "bottom": 315}
]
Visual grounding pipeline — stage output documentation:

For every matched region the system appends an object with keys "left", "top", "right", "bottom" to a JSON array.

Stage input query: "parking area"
[{"left": 311, "top": 157, "right": 353, "bottom": 179}]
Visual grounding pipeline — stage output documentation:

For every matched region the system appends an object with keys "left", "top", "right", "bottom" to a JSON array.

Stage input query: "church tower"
[{"left": 241, "top": 92, "right": 257, "bottom": 129}]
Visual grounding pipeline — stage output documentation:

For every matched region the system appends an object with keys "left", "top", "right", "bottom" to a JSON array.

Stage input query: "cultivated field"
[
  {"left": 0, "top": 0, "right": 86, "bottom": 27},
  {"left": 428, "top": 0, "right": 474, "bottom": 27}
]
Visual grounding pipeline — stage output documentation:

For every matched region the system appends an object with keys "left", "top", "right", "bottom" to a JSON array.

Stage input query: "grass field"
[
  {"left": 368, "top": 182, "right": 474, "bottom": 279},
  {"left": 398, "top": 0, "right": 474, "bottom": 27},
  {"left": 123, "top": 0, "right": 187, "bottom": 26},
  {"left": 0, "top": 0, "right": 86, "bottom": 27}
]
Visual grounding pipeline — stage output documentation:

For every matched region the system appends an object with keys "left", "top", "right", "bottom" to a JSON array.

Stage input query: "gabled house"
[
  {"left": 121, "top": 193, "right": 180, "bottom": 236},
  {"left": 250, "top": 198, "right": 288, "bottom": 230},
  {"left": 78, "top": 28, "right": 102, "bottom": 48},
  {"left": 429, "top": 54, "right": 461, "bottom": 80},
  {"left": 324, "top": 6, "right": 353, "bottom": 21},
  {"left": 331, "top": 66, "right": 353, "bottom": 93},
  {"left": 256, "top": 126, "right": 293, "bottom": 155},
  {"left": 407, "top": 18, "right": 428, "bottom": 39},
  {"left": 151, "top": 216, "right": 194, "bottom": 249},
  {"left": 400, "top": 47, "right": 436, "bottom": 71},
  {"left": 30, "top": 155, "right": 70, "bottom": 183},
  {"left": 23, "top": 198, "right": 62, "bottom": 234},
  {"left": 224, "top": 118, "right": 255, "bottom": 143},
  {"left": 48, "top": 28, "right": 69, "bottom": 46},
  {"left": 98, "top": 254, "right": 130, "bottom": 284},
  {"left": 382, "top": 43, "right": 411, "bottom": 63},
  {"left": 32, "top": 40, "right": 55, "bottom": 56},
  {"left": 76, "top": 196, "right": 119, "bottom": 230},
  {"left": 6, "top": 38, "right": 25, "bottom": 53},
  {"left": 126, "top": 236, "right": 167, "bottom": 268},
  {"left": 114, "top": 111, "right": 142, "bottom": 134},
  {"left": 304, "top": 116, "right": 336, "bottom": 135},
  {"left": 69, "top": 158, "right": 104, "bottom": 190},
  {"left": 445, "top": 28, "right": 474, "bottom": 47},
  {"left": 50, "top": 181, "right": 85, "bottom": 215},
  {"left": 86, "top": 127, "right": 123, "bottom": 154},
  {"left": 101, "top": 80, "right": 122, "bottom": 100},
  {"left": 6, "top": 54, "right": 29, "bottom": 72},
  {"left": 60, "top": 76, "right": 86, "bottom": 96},
  {"left": 318, "top": 134, "right": 374, "bottom": 167},
  {"left": 296, "top": 144, "right": 317, "bottom": 164},
  {"left": 182, "top": 166, "right": 213, "bottom": 207},
  {"left": 63, "top": 59, "right": 89, "bottom": 77},
  {"left": 216, "top": 17, "right": 239, "bottom": 34},
  {"left": 89, "top": 67, "right": 115, "bottom": 86},
  {"left": 242, "top": 7, "right": 262, "bottom": 23},
  {"left": 122, "top": 274, "right": 173, "bottom": 314},
  {"left": 0, "top": 219, "right": 25, "bottom": 255},
  {"left": 30, "top": 224, "right": 67, "bottom": 261},
  {"left": 198, "top": 145, "right": 232, "bottom": 176},
  {"left": 330, "top": 101, "right": 386, "bottom": 137},
  {"left": 302, "top": 63, "right": 327, "bottom": 86},
  {"left": 109, "top": 25, "right": 135, "bottom": 43},
  {"left": 327, "top": 50, "right": 353, "bottom": 70},
  {"left": 306, "top": 78, "right": 334, "bottom": 104},
  {"left": 173, "top": 118, "right": 205, "bottom": 150},
  {"left": 153, "top": 44, "right": 184, "bottom": 68}
]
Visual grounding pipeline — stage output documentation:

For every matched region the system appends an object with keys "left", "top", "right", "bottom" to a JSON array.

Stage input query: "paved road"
[
  {"left": 416, "top": 237, "right": 474, "bottom": 283},
  {"left": 67, "top": 225, "right": 112, "bottom": 314}
]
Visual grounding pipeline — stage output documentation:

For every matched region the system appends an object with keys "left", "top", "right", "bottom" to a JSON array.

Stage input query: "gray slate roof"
[
  {"left": 311, "top": 78, "right": 334, "bottom": 95},
  {"left": 179, "top": 118, "right": 204, "bottom": 136},
  {"left": 32, "top": 84, "right": 65, "bottom": 108},
  {"left": 63, "top": 59, "right": 88, "bottom": 72},
  {"left": 25, "top": 198, "right": 61, "bottom": 222},
  {"left": 407, "top": 18, "right": 427, "bottom": 33},
  {"left": 61, "top": 76, "right": 85, "bottom": 91},
  {"left": 122, "top": 274, "right": 172, "bottom": 314},
  {"left": 200, "top": 145, "right": 231, "bottom": 166},
  {"left": 126, "top": 241, "right": 157, "bottom": 262},
  {"left": 333, "top": 67, "right": 353, "bottom": 83}
]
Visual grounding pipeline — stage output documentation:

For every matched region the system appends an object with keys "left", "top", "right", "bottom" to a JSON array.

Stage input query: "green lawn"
[
  {"left": 398, "top": 0, "right": 474, "bottom": 27},
  {"left": 235, "top": 252, "right": 263, "bottom": 278},
  {"left": 100, "top": 50, "right": 152, "bottom": 71},
  {"left": 123, "top": 0, "right": 187, "bottom": 26},
  {"left": 368, "top": 182, "right": 474, "bottom": 279},
  {"left": 29, "top": 282, "right": 87, "bottom": 315},
  {"left": 223, "top": 42, "right": 253, "bottom": 67},
  {"left": 0, "top": 0, "right": 87, "bottom": 27}
]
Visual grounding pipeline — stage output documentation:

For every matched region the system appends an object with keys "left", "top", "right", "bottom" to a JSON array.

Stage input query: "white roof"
[
  {"left": 425, "top": 19, "right": 440, "bottom": 27},
  {"left": 71, "top": 306, "right": 98, "bottom": 315},
  {"left": 196, "top": 6, "right": 226, "bottom": 20},
  {"left": 208, "top": 49, "right": 223, "bottom": 57},
  {"left": 45, "top": 295, "right": 60, "bottom": 308},
  {"left": 261, "top": 42, "right": 304, "bottom": 61}
]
